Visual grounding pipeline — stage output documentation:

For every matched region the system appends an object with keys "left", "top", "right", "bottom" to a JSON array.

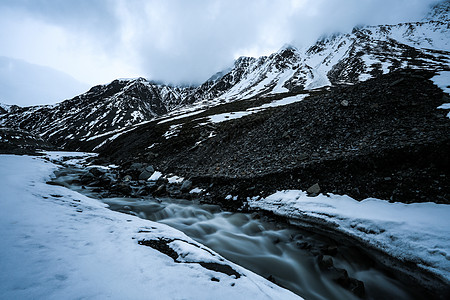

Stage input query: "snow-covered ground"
[
  {"left": 0, "top": 153, "right": 300, "bottom": 300},
  {"left": 202, "top": 94, "right": 308, "bottom": 124},
  {"left": 248, "top": 190, "right": 450, "bottom": 283},
  {"left": 433, "top": 71, "right": 450, "bottom": 118}
]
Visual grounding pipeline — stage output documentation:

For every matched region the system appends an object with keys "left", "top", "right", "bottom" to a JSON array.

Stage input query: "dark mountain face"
[
  {"left": 0, "top": 127, "right": 54, "bottom": 154},
  {"left": 0, "top": 78, "right": 193, "bottom": 148},
  {"left": 0, "top": 1, "right": 448, "bottom": 150}
]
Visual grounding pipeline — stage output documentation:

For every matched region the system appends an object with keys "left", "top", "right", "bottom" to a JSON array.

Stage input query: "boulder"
[
  {"left": 307, "top": 183, "right": 321, "bottom": 196},
  {"left": 180, "top": 180, "right": 193, "bottom": 192},
  {"left": 139, "top": 170, "right": 153, "bottom": 180},
  {"left": 129, "top": 162, "right": 144, "bottom": 171},
  {"left": 144, "top": 165, "right": 155, "bottom": 173},
  {"left": 89, "top": 167, "right": 106, "bottom": 177}
]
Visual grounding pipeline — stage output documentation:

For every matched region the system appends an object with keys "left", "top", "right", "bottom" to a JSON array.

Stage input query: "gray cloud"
[{"left": 0, "top": 0, "right": 441, "bottom": 89}]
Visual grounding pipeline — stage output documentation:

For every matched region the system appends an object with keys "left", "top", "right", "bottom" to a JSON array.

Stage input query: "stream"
[{"left": 54, "top": 166, "right": 422, "bottom": 300}]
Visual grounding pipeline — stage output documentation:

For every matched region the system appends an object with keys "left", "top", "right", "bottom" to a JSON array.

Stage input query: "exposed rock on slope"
[
  {"left": 0, "top": 2, "right": 448, "bottom": 150},
  {"left": 99, "top": 69, "right": 450, "bottom": 205},
  {"left": 0, "top": 128, "right": 54, "bottom": 154},
  {"left": 0, "top": 78, "right": 192, "bottom": 148}
]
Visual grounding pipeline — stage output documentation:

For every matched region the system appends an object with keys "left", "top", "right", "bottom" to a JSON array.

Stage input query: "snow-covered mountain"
[
  {"left": 0, "top": 78, "right": 193, "bottom": 147},
  {"left": 1, "top": 1, "right": 448, "bottom": 149},
  {"left": 191, "top": 1, "right": 449, "bottom": 101}
]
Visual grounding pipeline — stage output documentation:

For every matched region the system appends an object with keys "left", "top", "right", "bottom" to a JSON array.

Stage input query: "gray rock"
[
  {"left": 318, "top": 255, "right": 334, "bottom": 270},
  {"left": 89, "top": 167, "right": 106, "bottom": 177},
  {"left": 180, "top": 180, "right": 193, "bottom": 192},
  {"left": 139, "top": 170, "right": 153, "bottom": 180},
  {"left": 154, "top": 184, "right": 166, "bottom": 196},
  {"left": 340, "top": 100, "right": 349, "bottom": 107},
  {"left": 307, "top": 183, "right": 321, "bottom": 196},
  {"left": 144, "top": 165, "right": 155, "bottom": 173},
  {"left": 129, "top": 163, "right": 144, "bottom": 171},
  {"left": 123, "top": 175, "right": 132, "bottom": 182}
]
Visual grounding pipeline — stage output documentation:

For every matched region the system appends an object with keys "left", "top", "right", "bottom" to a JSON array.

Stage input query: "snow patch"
[
  {"left": 248, "top": 190, "right": 450, "bottom": 280},
  {"left": 148, "top": 171, "right": 163, "bottom": 181}
]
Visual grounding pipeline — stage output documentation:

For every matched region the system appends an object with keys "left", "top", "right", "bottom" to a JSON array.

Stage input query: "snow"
[
  {"left": 248, "top": 190, "right": 450, "bottom": 281},
  {"left": 433, "top": 71, "right": 450, "bottom": 118},
  {"left": 432, "top": 71, "right": 450, "bottom": 94},
  {"left": 158, "top": 109, "right": 206, "bottom": 124},
  {"left": 167, "top": 175, "right": 184, "bottom": 184},
  {"left": 148, "top": 171, "right": 163, "bottom": 181},
  {"left": 0, "top": 154, "right": 301, "bottom": 300},
  {"left": 131, "top": 110, "right": 144, "bottom": 122},
  {"left": 189, "top": 188, "right": 204, "bottom": 194},
  {"left": 248, "top": 94, "right": 308, "bottom": 110},
  {"left": 0, "top": 103, "right": 13, "bottom": 112},
  {"left": 208, "top": 111, "right": 254, "bottom": 123},
  {"left": 163, "top": 124, "right": 182, "bottom": 139},
  {"left": 204, "top": 94, "right": 309, "bottom": 124},
  {"left": 438, "top": 103, "right": 450, "bottom": 110}
]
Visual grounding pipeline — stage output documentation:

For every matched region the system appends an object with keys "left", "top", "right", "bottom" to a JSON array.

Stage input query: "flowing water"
[{"left": 55, "top": 168, "right": 421, "bottom": 300}]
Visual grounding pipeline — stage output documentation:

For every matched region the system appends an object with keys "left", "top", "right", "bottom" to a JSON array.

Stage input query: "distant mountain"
[
  {"left": 0, "top": 57, "right": 89, "bottom": 106},
  {"left": 0, "top": 78, "right": 193, "bottom": 148},
  {"left": 0, "top": 1, "right": 448, "bottom": 150}
]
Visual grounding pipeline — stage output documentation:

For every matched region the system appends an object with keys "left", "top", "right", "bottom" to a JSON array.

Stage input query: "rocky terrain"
[
  {"left": 0, "top": 127, "right": 54, "bottom": 154},
  {"left": 0, "top": 2, "right": 448, "bottom": 152},
  {"left": 92, "top": 69, "right": 449, "bottom": 208},
  {"left": 0, "top": 78, "right": 196, "bottom": 148}
]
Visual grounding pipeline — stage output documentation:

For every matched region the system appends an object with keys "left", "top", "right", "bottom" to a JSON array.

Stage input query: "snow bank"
[
  {"left": 0, "top": 154, "right": 300, "bottom": 300},
  {"left": 248, "top": 190, "right": 450, "bottom": 282}
]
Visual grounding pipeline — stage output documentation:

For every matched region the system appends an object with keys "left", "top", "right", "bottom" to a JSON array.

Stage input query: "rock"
[
  {"left": 180, "top": 180, "right": 193, "bottom": 192},
  {"left": 389, "top": 78, "right": 405, "bottom": 87},
  {"left": 144, "top": 165, "right": 155, "bottom": 173},
  {"left": 139, "top": 170, "right": 153, "bottom": 180},
  {"left": 153, "top": 184, "right": 166, "bottom": 196},
  {"left": 123, "top": 175, "right": 132, "bottom": 182},
  {"left": 350, "top": 278, "right": 365, "bottom": 298},
  {"left": 79, "top": 172, "right": 95, "bottom": 184},
  {"left": 340, "top": 100, "right": 349, "bottom": 107},
  {"left": 296, "top": 241, "right": 312, "bottom": 250},
  {"left": 330, "top": 267, "right": 350, "bottom": 287},
  {"left": 88, "top": 167, "right": 106, "bottom": 177},
  {"left": 307, "top": 183, "right": 321, "bottom": 196},
  {"left": 129, "top": 163, "right": 144, "bottom": 171},
  {"left": 110, "top": 183, "right": 132, "bottom": 196},
  {"left": 321, "top": 245, "right": 338, "bottom": 256},
  {"left": 318, "top": 255, "right": 334, "bottom": 270}
]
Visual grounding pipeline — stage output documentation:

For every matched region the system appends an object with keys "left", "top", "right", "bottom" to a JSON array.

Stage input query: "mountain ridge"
[{"left": 0, "top": 0, "right": 448, "bottom": 150}]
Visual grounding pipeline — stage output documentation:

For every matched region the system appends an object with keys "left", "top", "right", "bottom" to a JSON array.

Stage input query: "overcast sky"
[{"left": 0, "top": 0, "right": 439, "bottom": 94}]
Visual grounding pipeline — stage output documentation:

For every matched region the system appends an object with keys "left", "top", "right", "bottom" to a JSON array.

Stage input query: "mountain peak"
[{"left": 426, "top": 0, "right": 450, "bottom": 22}]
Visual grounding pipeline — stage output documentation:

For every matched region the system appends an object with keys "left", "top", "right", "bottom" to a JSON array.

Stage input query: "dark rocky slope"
[
  {"left": 0, "top": 78, "right": 193, "bottom": 148},
  {"left": 0, "top": 128, "right": 54, "bottom": 154},
  {"left": 99, "top": 69, "right": 450, "bottom": 206}
]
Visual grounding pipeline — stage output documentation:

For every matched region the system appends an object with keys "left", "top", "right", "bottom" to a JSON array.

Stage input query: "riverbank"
[
  {"left": 0, "top": 153, "right": 300, "bottom": 300},
  {"left": 47, "top": 151, "right": 450, "bottom": 299}
]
